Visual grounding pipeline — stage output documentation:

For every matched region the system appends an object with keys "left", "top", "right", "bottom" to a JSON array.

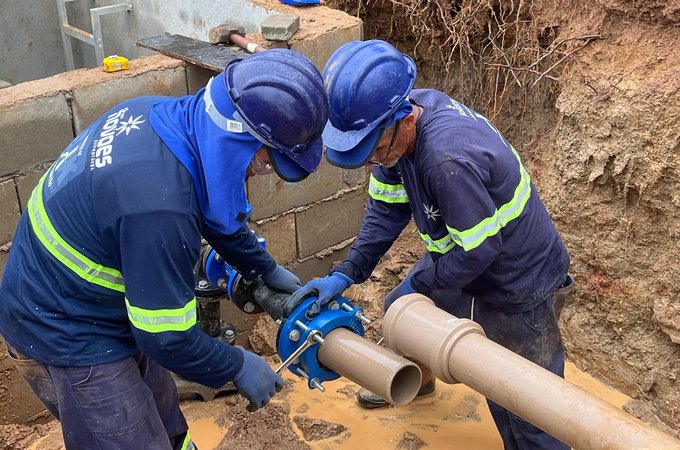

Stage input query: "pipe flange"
[{"left": 277, "top": 296, "right": 364, "bottom": 389}]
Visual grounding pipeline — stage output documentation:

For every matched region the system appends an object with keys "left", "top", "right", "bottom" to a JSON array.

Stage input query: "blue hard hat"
[
  {"left": 224, "top": 49, "right": 329, "bottom": 182},
  {"left": 322, "top": 40, "right": 416, "bottom": 168}
]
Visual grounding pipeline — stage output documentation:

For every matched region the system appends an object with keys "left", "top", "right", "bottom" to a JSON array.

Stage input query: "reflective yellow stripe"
[
  {"left": 420, "top": 232, "right": 456, "bottom": 254},
  {"left": 180, "top": 432, "right": 195, "bottom": 450},
  {"left": 368, "top": 174, "right": 409, "bottom": 203},
  {"left": 125, "top": 297, "right": 197, "bottom": 333},
  {"left": 446, "top": 146, "right": 531, "bottom": 252},
  {"left": 28, "top": 175, "right": 125, "bottom": 292}
]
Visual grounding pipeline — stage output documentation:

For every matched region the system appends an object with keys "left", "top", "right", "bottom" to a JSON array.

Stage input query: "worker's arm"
[
  {"left": 202, "top": 224, "right": 301, "bottom": 293},
  {"left": 117, "top": 211, "right": 244, "bottom": 388},
  {"left": 333, "top": 165, "right": 412, "bottom": 283},
  {"left": 202, "top": 223, "right": 276, "bottom": 281},
  {"left": 410, "top": 159, "right": 503, "bottom": 296}
]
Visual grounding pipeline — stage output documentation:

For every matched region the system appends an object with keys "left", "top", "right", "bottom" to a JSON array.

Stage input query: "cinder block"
[
  {"left": 261, "top": 14, "right": 300, "bottom": 41},
  {"left": 0, "top": 179, "right": 20, "bottom": 245},
  {"left": 187, "top": 65, "right": 219, "bottom": 94},
  {"left": 248, "top": 158, "right": 344, "bottom": 220},
  {"left": 16, "top": 166, "right": 48, "bottom": 212},
  {"left": 0, "top": 94, "right": 73, "bottom": 176},
  {"left": 290, "top": 22, "right": 363, "bottom": 71},
  {"left": 71, "top": 67, "right": 187, "bottom": 134},
  {"left": 289, "top": 243, "right": 352, "bottom": 283},
  {"left": 343, "top": 167, "right": 368, "bottom": 188},
  {"left": 249, "top": 213, "right": 296, "bottom": 263},
  {"left": 0, "top": 248, "right": 8, "bottom": 281},
  {"left": 295, "top": 188, "right": 366, "bottom": 258}
]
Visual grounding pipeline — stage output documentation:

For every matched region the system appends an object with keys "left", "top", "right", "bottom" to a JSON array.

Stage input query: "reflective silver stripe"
[
  {"left": 125, "top": 297, "right": 197, "bottom": 333},
  {"left": 420, "top": 232, "right": 456, "bottom": 254},
  {"left": 28, "top": 175, "right": 125, "bottom": 292},
  {"left": 446, "top": 146, "right": 531, "bottom": 251},
  {"left": 368, "top": 174, "right": 409, "bottom": 204}
]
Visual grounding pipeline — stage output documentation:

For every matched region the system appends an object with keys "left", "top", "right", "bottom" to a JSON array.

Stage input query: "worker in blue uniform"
[
  {"left": 290, "top": 40, "right": 573, "bottom": 450},
  {"left": 0, "top": 49, "right": 329, "bottom": 450}
]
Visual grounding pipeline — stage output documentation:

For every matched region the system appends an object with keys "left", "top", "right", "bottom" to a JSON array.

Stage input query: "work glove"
[
  {"left": 233, "top": 347, "right": 284, "bottom": 412},
  {"left": 262, "top": 264, "right": 302, "bottom": 294},
  {"left": 383, "top": 277, "right": 416, "bottom": 312},
  {"left": 289, "top": 272, "right": 354, "bottom": 318}
]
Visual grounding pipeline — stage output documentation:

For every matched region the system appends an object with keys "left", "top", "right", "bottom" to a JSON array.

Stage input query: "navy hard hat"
[
  {"left": 224, "top": 49, "right": 329, "bottom": 182},
  {"left": 322, "top": 40, "right": 416, "bottom": 168}
]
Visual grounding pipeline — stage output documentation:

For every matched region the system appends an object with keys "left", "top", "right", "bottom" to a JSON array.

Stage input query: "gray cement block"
[
  {"left": 290, "top": 22, "right": 363, "bottom": 71},
  {"left": 343, "top": 167, "right": 368, "bottom": 188},
  {"left": 0, "top": 94, "right": 73, "bottom": 176},
  {"left": 187, "top": 65, "right": 219, "bottom": 94},
  {"left": 249, "top": 213, "right": 296, "bottom": 263},
  {"left": 261, "top": 14, "right": 300, "bottom": 41},
  {"left": 0, "top": 179, "right": 20, "bottom": 245},
  {"left": 0, "top": 248, "right": 8, "bottom": 281},
  {"left": 72, "top": 67, "right": 187, "bottom": 134},
  {"left": 247, "top": 158, "right": 344, "bottom": 221},
  {"left": 16, "top": 166, "right": 48, "bottom": 212},
  {"left": 289, "top": 243, "right": 351, "bottom": 284},
  {"left": 295, "top": 189, "right": 366, "bottom": 258}
]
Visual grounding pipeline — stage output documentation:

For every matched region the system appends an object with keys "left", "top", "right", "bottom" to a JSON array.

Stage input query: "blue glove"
[
  {"left": 289, "top": 272, "right": 354, "bottom": 317},
  {"left": 383, "top": 277, "right": 416, "bottom": 312},
  {"left": 233, "top": 347, "right": 284, "bottom": 412},
  {"left": 262, "top": 264, "right": 302, "bottom": 294}
]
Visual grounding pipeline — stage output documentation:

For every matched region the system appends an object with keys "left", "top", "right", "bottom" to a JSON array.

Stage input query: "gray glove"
[{"left": 262, "top": 264, "right": 302, "bottom": 294}]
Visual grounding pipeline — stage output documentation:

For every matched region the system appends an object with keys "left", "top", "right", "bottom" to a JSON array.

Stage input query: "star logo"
[
  {"left": 116, "top": 114, "right": 146, "bottom": 136},
  {"left": 423, "top": 203, "right": 441, "bottom": 221}
]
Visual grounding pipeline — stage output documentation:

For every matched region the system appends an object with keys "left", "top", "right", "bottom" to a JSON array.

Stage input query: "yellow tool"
[{"left": 102, "top": 55, "right": 129, "bottom": 72}]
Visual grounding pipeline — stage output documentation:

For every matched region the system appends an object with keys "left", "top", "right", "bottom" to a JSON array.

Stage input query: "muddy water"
[{"left": 186, "top": 361, "right": 632, "bottom": 450}]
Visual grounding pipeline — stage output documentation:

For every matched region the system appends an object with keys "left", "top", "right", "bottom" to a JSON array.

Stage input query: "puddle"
[{"left": 16, "top": 361, "right": 634, "bottom": 450}]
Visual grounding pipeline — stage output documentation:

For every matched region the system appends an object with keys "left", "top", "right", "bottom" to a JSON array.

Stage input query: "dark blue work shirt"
[{"left": 335, "top": 89, "right": 569, "bottom": 312}]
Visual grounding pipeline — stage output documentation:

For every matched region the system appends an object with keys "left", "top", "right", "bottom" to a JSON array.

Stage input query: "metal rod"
[{"left": 275, "top": 329, "right": 323, "bottom": 374}]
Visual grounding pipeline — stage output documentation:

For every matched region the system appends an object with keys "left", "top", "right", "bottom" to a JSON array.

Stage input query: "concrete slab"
[
  {"left": 0, "top": 179, "right": 20, "bottom": 245},
  {"left": 295, "top": 188, "right": 366, "bottom": 258},
  {"left": 249, "top": 213, "right": 296, "bottom": 262},
  {"left": 72, "top": 65, "right": 187, "bottom": 134},
  {"left": 0, "top": 94, "right": 73, "bottom": 177},
  {"left": 261, "top": 14, "right": 300, "bottom": 41},
  {"left": 247, "top": 158, "right": 344, "bottom": 221}
]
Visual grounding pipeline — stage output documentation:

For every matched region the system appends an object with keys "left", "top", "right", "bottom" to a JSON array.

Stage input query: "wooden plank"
[{"left": 136, "top": 33, "right": 248, "bottom": 72}]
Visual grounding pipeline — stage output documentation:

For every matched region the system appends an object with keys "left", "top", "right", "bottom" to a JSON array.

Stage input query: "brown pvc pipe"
[
  {"left": 383, "top": 294, "right": 680, "bottom": 450},
  {"left": 317, "top": 327, "right": 422, "bottom": 406}
]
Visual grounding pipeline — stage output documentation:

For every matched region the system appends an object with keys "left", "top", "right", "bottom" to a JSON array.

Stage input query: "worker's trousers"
[
  {"left": 5, "top": 345, "right": 195, "bottom": 450},
  {"left": 390, "top": 255, "right": 570, "bottom": 450}
]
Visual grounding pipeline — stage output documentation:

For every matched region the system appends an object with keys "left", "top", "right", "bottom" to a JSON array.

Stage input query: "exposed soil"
[{"left": 331, "top": 0, "right": 680, "bottom": 432}]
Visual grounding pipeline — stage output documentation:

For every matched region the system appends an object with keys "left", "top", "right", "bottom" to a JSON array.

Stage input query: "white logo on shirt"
[
  {"left": 115, "top": 114, "right": 146, "bottom": 136},
  {"left": 424, "top": 204, "right": 441, "bottom": 221}
]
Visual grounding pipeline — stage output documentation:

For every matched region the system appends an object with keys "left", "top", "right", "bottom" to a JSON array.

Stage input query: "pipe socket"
[
  {"left": 383, "top": 294, "right": 680, "bottom": 450},
  {"left": 317, "top": 327, "right": 422, "bottom": 406}
]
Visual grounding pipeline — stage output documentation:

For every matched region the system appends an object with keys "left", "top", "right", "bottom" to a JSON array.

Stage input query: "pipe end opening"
[{"left": 388, "top": 364, "right": 422, "bottom": 406}]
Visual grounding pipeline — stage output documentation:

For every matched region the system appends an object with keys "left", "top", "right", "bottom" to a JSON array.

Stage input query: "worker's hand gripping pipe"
[
  {"left": 198, "top": 242, "right": 422, "bottom": 405},
  {"left": 383, "top": 294, "right": 680, "bottom": 450}
]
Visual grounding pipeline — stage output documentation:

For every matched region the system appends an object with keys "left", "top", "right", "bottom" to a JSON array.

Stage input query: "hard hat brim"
[
  {"left": 322, "top": 118, "right": 379, "bottom": 152},
  {"left": 325, "top": 126, "right": 384, "bottom": 169},
  {"left": 268, "top": 138, "right": 323, "bottom": 182}
]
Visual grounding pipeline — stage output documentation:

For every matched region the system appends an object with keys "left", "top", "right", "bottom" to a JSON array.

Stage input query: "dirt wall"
[{"left": 330, "top": 0, "right": 680, "bottom": 430}]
